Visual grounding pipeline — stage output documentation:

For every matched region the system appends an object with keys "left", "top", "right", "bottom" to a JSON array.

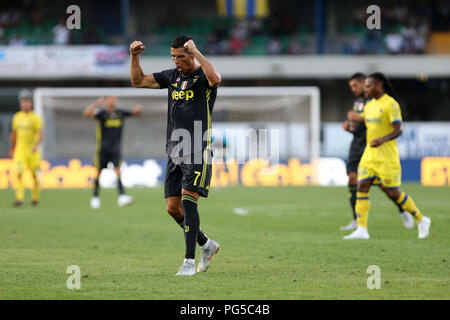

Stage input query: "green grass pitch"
[{"left": 0, "top": 184, "right": 448, "bottom": 299}]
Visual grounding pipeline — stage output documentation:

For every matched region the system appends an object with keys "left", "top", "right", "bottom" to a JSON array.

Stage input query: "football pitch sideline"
[{"left": 0, "top": 185, "right": 448, "bottom": 300}]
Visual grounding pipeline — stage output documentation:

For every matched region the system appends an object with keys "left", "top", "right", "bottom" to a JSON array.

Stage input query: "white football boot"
[
  {"left": 118, "top": 194, "right": 134, "bottom": 207},
  {"left": 343, "top": 226, "right": 370, "bottom": 240},
  {"left": 90, "top": 196, "right": 101, "bottom": 209},
  {"left": 340, "top": 219, "right": 358, "bottom": 231},
  {"left": 417, "top": 216, "right": 431, "bottom": 239},
  {"left": 176, "top": 258, "right": 196, "bottom": 276},
  {"left": 197, "top": 239, "right": 220, "bottom": 272},
  {"left": 400, "top": 211, "right": 414, "bottom": 229}
]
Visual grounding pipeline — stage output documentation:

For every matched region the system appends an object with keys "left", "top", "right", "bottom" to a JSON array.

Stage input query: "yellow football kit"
[
  {"left": 12, "top": 110, "right": 42, "bottom": 202},
  {"left": 354, "top": 93, "right": 423, "bottom": 228},
  {"left": 357, "top": 93, "right": 402, "bottom": 188}
]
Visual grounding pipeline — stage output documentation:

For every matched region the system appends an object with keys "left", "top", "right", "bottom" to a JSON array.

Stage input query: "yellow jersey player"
[
  {"left": 9, "top": 89, "right": 44, "bottom": 207},
  {"left": 343, "top": 72, "right": 431, "bottom": 240},
  {"left": 341, "top": 73, "right": 412, "bottom": 231}
]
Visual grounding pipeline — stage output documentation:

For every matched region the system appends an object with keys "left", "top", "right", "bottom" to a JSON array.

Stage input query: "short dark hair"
[
  {"left": 349, "top": 72, "right": 366, "bottom": 82},
  {"left": 171, "top": 35, "right": 193, "bottom": 48}
]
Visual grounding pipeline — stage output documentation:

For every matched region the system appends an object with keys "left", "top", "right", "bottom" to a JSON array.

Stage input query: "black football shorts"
[
  {"left": 164, "top": 150, "right": 212, "bottom": 198},
  {"left": 95, "top": 150, "right": 122, "bottom": 170}
]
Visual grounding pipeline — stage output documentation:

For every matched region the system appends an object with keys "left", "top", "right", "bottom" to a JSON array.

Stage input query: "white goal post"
[{"left": 33, "top": 86, "right": 320, "bottom": 163}]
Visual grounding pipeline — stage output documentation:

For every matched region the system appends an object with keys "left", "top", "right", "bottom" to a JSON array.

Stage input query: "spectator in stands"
[
  {"left": 341, "top": 2, "right": 439, "bottom": 55},
  {"left": 9, "top": 34, "right": 26, "bottom": 46},
  {"left": 287, "top": 34, "right": 304, "bottom": 55},
  {"left": 267, "top": 37, "right": 282, "bottom": 55},
  {"left": 205, "top": 26, "right": 229, "bottom": 55},
  {"left": 0, "top": 5, "right": 22, "bottom": 28},
  {"left": 229, "top": 35, "right": 245, "bottom": 55},
  {"left": 413, "top": 33, "right": 426, "bottom": 54},
  {"left": 401, "top": 23, "right": 418, "bottom": 54},
  {"left": 385, "top": 30, "right": 404, "bottom": 54},
  {"left": 343, "top": 35, "right": 364, "bottom": 54},
  {"left": 230, "top": 19, "right": 250, "bottom": 41},
  {"left": 227, "top": 19, "right": 250, "bottom": 55},
  {"left": 363, "top": 29, "right": 382, "bottom": 54},
  {"left": 248, "top": 18, "right": 263, "bottom": 36},
  {"left": 52, "top": 19, "right": 70, "bottom": 45}
]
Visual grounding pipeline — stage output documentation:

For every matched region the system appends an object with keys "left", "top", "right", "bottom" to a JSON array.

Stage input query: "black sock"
[
  {"left": 174, "top": 216, "right": 208, "bottom": 247},
  {"left": 117, "top": 178, "right": 125, "bottom": 195},
  {"left": 93, "top": 178, "right": 100, "bottom": 197},
  {"left": 181, "top": 194, "right": 200, "bottom": 259},
  {"left": 197, "top": 229, "right": 208, "bottom": 247},
  {"left": 349, "top": 184, "right": 357, "bottom": 220},
  {"left": 396, "top": 202, "right": 404, "bottom": 213}
]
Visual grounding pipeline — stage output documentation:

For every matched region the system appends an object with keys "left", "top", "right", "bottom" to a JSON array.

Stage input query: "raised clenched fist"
[
  {"left": 183, "top": 40, "right": 198, "bottom": 54},
  {"left": 130, "top": 41, "right": 145, "bottom": 56}
]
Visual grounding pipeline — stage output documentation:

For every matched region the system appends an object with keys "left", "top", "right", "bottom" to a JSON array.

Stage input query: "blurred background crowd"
[{"left": 0, "top": 0, "right": 448, "bottom": 55}]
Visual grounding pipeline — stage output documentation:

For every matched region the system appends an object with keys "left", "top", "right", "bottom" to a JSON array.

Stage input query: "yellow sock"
[
  {"left": 32, "top": 173, "right": 40, "bottom": 202},
  {"left": 355, "top": 192, "right": 370, "bottom": 228},
  {"left": 15, "top": 174, "right": 24, "bottom": 202},
  {"left": 397, "top": 192, "right": 423, "bottom": 222}
]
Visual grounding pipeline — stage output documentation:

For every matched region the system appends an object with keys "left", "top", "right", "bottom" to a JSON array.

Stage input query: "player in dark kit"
[
  {"left": 340, "top": 73, "right": 412, "bottom": 231},
  {"left": 83, "top": 95, "right": 143, "bottom": 209},
  {"left": 130, "top": 36, "right": 221, "bottom": 276}
]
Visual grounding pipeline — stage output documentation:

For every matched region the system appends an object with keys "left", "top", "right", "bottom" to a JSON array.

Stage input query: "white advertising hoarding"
[
  {"left": 322, "top": 122, "right": 450, "bottom": 159},
  {"left": 0, "top": 45, "right": 128, "bottom": 78}
]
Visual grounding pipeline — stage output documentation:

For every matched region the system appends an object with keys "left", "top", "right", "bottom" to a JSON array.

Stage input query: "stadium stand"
[{"left": 1, "top": 0, "right": 448, "bottom": 55}]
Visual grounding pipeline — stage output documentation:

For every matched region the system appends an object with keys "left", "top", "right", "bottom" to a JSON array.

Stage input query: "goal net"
[{"left": 34, "top": 87, "right": 320, "bottom": 165}]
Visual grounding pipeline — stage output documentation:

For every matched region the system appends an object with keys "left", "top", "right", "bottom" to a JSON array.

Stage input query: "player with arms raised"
[
  {"left": 129, "top": 36, "right": 221, "bottom": 276},
  {"left": 83, "top": 95, "right": 142, "bottom": 209},
  {"left": 344, "top": 72, "right": 431, "bottom": 240}
]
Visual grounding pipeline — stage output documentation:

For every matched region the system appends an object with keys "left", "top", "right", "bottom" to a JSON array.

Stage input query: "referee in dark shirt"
[
  {"left": 83, "top": 95, "right": 142, "bottom": 209},
  {"left": 341, "top": 73, "right": 411, "bottom": 231},
  {"left": 129, "top": 36, "right": 221, "bottom": 276}
]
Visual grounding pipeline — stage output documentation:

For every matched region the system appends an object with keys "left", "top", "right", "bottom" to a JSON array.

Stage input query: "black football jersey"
[
  {"left": 348, "top": 97, "right": 369, "bottom": 153},
  {"left": 94, "top": 108, "right": 132, "bottom": 154},
  {"left": 153, "top": 67, "right": 217, "bottom": 158}
]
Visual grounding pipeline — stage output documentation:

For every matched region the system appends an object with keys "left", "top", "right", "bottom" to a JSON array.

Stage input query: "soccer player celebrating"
[
  {"left": 9, "top": 89, "right": 43, "bottom": 206},
  {"left": 343, "top": 72, "right": 431, "bottom": 240},
  {"left": 129, "top": 36, "right": 221, "bottom": 276},
  {"left": 341, "top": 73, "right": 412, "bottom": 231},
  {"left": 83, "top": 95, "right": 142, "bottom": 209}
]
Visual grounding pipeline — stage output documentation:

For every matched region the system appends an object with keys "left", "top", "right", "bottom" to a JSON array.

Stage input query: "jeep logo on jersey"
[
  {"left": 181, "top": 81, "right": 188, "bottom": 90},
  {"left": 172, "top": 90, "right": 194, "bottom": 101},
  {"left": 105, "top": 119, "right": 122, "bottom": 127}
]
